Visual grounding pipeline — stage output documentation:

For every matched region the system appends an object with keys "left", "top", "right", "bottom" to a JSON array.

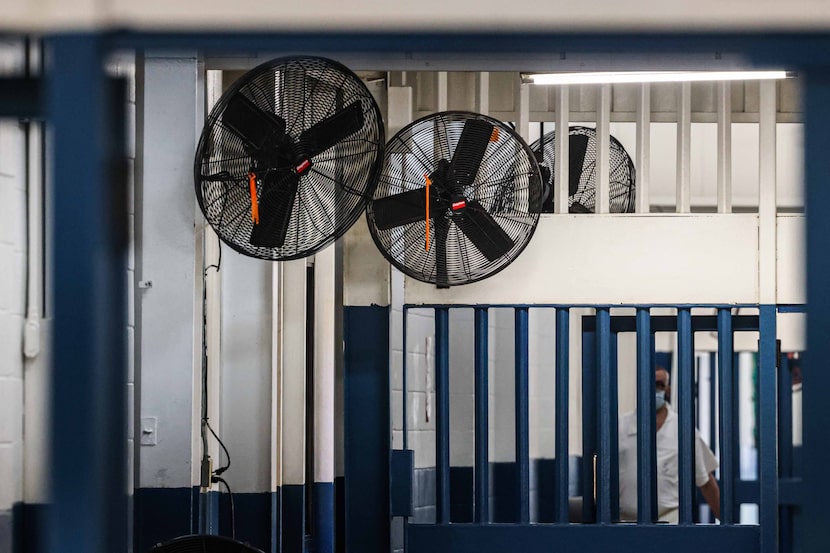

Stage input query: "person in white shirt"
[{"left": 617, "top": 366, "right": 721, "bottom": 522}]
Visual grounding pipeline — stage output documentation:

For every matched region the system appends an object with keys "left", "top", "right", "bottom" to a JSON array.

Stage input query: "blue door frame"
[
  {"left": 3, "top": 29, "right": 826, "bottom": 553},
  {"left": 396, "top": 305, "right": 797, "bottom": 553}
]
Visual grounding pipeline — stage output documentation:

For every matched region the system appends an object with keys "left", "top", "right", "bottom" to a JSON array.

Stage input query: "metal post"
[
  {"left": 596, "top": 308, "right": 613, "bottom": 523},
  {"left": 677, "top": 308, "right": 694, "bottom": 524},
  {"left": 435, "top": 308, "right": 451, "bottom": 524},
  {"left": 609, "top": 326, "right": 620, "bottom": 522},
  {"left": 47, "top": 34, "right": 128, "bottom": 553},
  {"left": 804, "top": 67, "right": 830, "bottom": 553},
  {"left": 778, "top": 352, "right": 794, "bottom": 553},
  {"left": 474, "top": 308, "right": 490, "bottom": 524},
  {"left": 759, "top": 305, "right": 779, "bottom": 553},
  {"left": 515, "top": 308, "right": 530, "bottom": 524},
  {"left": 554, "top": 308, "right": 570, "bottom": 523},
  {"left": 717, "top": 308, "right": 735, "bottom": 524},
  {"left": 636, "top": 308, "right": 656, "bottom": 524},
  {"left": 581, "top": 321, "right": 597, "bottom": 523}
]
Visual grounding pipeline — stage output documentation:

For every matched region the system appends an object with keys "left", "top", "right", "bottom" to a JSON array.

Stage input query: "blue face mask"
[{"left": 655, "top": 390, "right": 666, "bottom": 411}]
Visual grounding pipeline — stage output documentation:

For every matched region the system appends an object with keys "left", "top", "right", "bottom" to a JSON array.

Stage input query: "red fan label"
[
  {"left": 295, "top": 159, "right": 312, "bottom": 174},
  {"left": 451, "top": 200, "right": 467, "bottom": 211}
]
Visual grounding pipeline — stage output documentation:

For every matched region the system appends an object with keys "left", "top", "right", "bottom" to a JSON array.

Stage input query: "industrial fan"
[
  {"left": 531, "top": 125, "right": 635, "bottom": 213},
  {"left": 149, "top": 534, "right": 263, "bottom": 553},
  {"left": 366, "top": 111, "right": 544, "bottom": 288},
  {"left": 194, "top": 56, "right": 385, "bottom": 260}
]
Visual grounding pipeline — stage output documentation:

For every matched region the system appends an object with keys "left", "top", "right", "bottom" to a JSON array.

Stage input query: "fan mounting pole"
[{"left": 425, "top": 174, "right": 432, "bottom": 251}]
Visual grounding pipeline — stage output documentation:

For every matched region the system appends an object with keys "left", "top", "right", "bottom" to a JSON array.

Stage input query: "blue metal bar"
[
  {"left": 804, "top": 67, "right": 830, "bottom": 553},
  {"left": 778, "top": 351, "right": 794, "bottom": 553},
  {"left": 555, "top": 308, "right": 570, "bottom": 524},
  {"left": 758, "top": 305, "right": 778, "bottom": 553},
  {"left": 105, "top": 30, "right": 830, "bottom": 71},
  {"left": 47, "top": 34, "right": 128, "bottom": 553},
  {"left": 609, "top": 328, "right": 620, "bottom": 522},
  {"left": 778, "top": 354, "right": 793, "bottom": 478},
  {"left": 709, "top": 352, "right": 718, "bottom": 524},
  {"left": 677, "top": 308, "right": 694, "bottom": 524},
  {"left": 435, "top": 308, "right": 451, "bottom": 524},
  {"left": 775, "top": 304, "right": 807, "bottom": 313},
  {"left": 581, "top": 323, "right": 597, "bottom": 524},
  {"left": 474, "top": 308, "right": 489, "bottom": 524},
  {"left": 581, "top": 315, "right": 760, "bottom": 333},
  {"left": 636, "top": 308, "right": 657, "bottom": 524},
  {"left": 407, "top": 522, "right": 762, "bottom": 553},
  {"left": 717, "top": 308, "right": 735, "bottom": 524},
  {"left": 515, "top": 308, "right": 530, "bottom": 524},
  {"left": 596, "top": 308, "right": 613, "bottom": 523}
]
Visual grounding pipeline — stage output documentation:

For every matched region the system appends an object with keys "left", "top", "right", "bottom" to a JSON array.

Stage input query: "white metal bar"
[
  {"left": 281, "top": 259, "right": 307, "bottom": 486},
  {"left": 475, "top": 72, "right": 489, "bottom": 115},
  {"left": 387, "top": 86, "right": 413, "bottom": 138},
  {"left": 759, "top": 80, "right": 777, "bottom": 304},
  {"left": 334, "top": 241, "right": 345, "bottom": 482},
  {"left": 554, "top": 85, "right": 570, "bottom": 214},
  {"left": 271, "top": 263, "right": 283, "bottom": 492},
  {"left": 517, "top": 80, "right": 530, "bottom": 141},
  {"left": 204, "top": 69, "right": 223, "bottom": 486},
  {"left": 314, "top": 247, "right": 336, "bottom": 485},
  {"left": 717, "top": 82, "right": 733, "bottom": 213},
  {"left": 595, "top": 83, "right": 611, "bottom": 214},
  {"left": 204, "top": 228, "right": 222, "bottom": 483},
  {"left": 635, "top": 83, "right": 650, "bottom": 213},
  {"left": 677, "top": 82, "right": 692, "bottom": 213},
  {"left": 437, "top": 71, "right": 448, "bottom": 112}
]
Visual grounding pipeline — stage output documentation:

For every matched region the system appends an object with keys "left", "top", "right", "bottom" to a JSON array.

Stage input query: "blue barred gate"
[{"left": 392, "top": 304, "right": 802, "bottom": 553}]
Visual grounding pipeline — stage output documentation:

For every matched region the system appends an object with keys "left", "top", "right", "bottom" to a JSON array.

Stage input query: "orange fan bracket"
[
  {"left": 424, "top": 174, "right": 432, "bottom": 251},
  {"left": 248, "top": 172, "right": 260, "bottom": 224}
]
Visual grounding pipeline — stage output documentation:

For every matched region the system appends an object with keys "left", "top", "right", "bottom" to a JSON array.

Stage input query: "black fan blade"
[
  {"left": 298, "top": 101, "right": 364, "bottom": 157},
  {"left": 460, "top": 200, "right": 515, "bottom": 261},
  {"left": 449, "top": 119, "right": 494, "bottom": 192},
  {"left": 250, "top": 171, "right": 299, "bottom": 248},
  {"left": 570, "top": 201, "right": 592, "bottom": 214},
  {"left": 434, "top": 217, "right": 450, "bottom": 289},
  {"left": 223, "top": 93, "right": 287, "bottom": 151},
  {"left": 372, "top": 188, "right": 441, "bottom": 230},
  {"left": 568, "top": 133, "right": 590, "bottom": 196}
]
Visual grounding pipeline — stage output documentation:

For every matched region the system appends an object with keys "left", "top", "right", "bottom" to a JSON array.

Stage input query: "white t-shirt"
[{"left": 618, "top": 405, "right": 719, "bottom": 522}]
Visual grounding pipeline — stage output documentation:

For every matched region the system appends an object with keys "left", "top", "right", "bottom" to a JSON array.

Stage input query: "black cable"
[
  {"left": 201, "top": 239, "right": 228, "bottom": 484},
  {"left": 204, "top": 238, "right": 222, "bottom": 274},
  {"left": 205, "top": 419, "right": 231, "bottom": 475},
  {"left": 212, "top": 476, "right": 236, "bottom": 541}
]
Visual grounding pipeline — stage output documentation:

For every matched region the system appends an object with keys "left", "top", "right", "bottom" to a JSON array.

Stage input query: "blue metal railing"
[{"left": 400, "top": 304, "right": 800, "bottom": 553}]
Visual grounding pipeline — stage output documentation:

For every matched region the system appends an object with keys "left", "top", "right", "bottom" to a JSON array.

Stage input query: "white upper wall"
[{"left": 5, "top": 0, "right": 830, "bottom": 32}]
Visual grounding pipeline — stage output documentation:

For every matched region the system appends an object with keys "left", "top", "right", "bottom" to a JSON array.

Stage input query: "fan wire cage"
[
  {"left": 195, "top": 56, "right": 384, "bottom": 260},
  {"left": 533, "top": 125, "right": 636, "bottom": 213},
  {"left": 367, "top": 111, "right": 543, "bottom": 287}
]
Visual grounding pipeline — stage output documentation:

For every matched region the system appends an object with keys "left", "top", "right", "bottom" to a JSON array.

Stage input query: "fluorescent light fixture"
[{"left": 521, "top": 70, "right": 792, "bottom": 85}]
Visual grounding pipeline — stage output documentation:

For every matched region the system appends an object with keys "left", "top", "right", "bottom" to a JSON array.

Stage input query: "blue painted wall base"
[
  {"left": 281, "top": 484, "right": 305, "bottom": 553},
  {"left": 134, "top": 488, "right": 276, "bottom": 553},
  {"left": 311, "top": 482, "right": 334, "bottom": 553}
]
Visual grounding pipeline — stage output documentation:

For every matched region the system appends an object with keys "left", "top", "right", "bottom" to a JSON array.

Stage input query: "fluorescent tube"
[{"left": 521, "top": 71, "right": 791, "bottom": 85}]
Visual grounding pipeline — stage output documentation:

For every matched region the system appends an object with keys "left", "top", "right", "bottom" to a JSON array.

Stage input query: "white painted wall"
[
  {"left": 136, "top": 52, "right": 204, "bottom": 489},
  {"left": 219, "top": 253, "right": 273, "bottom": 493}
]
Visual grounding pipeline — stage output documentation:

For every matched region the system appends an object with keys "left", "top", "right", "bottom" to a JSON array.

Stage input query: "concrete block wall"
[
  {"left": 106, "top": 52, "right": 137, "bottom": 549},
  {"left": 0, "top": 39, "right": 28, "bottom": 552}
]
